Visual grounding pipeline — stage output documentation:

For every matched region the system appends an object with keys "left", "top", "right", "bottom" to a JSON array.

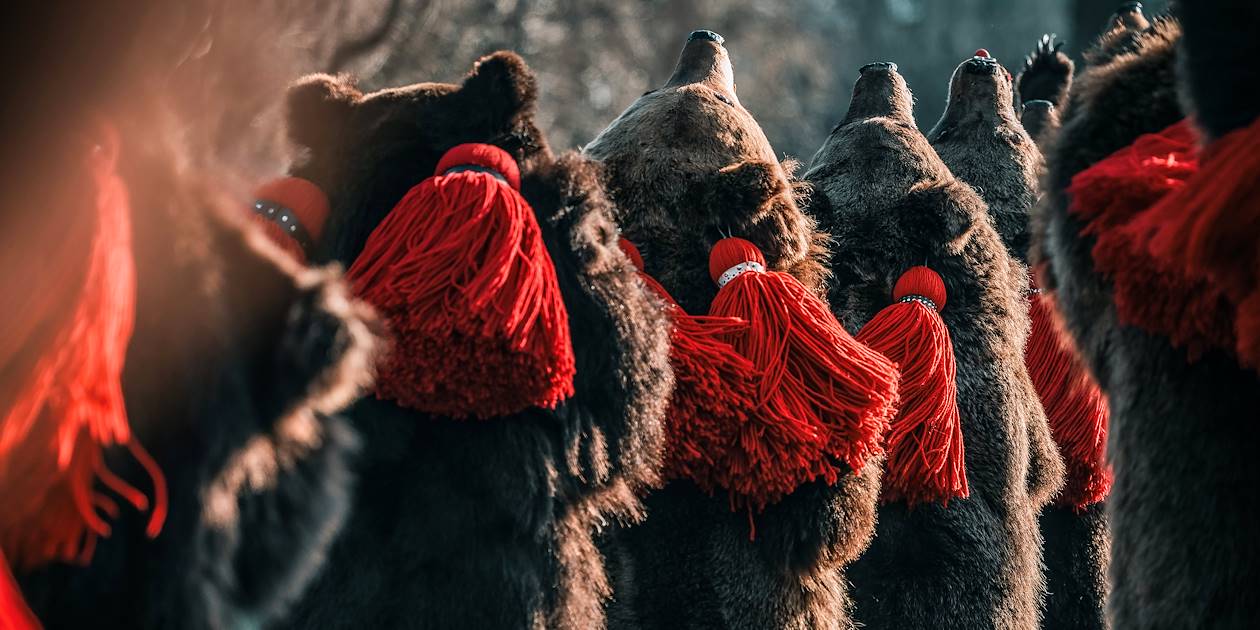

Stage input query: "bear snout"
[
  {"left": 688, "top": 29, "right": 725, "bottom": 45},
  {"left": 963, "top": 57, "right": 999, "bottom": 75},
  {"left": 860, "top": 61, "right": 899, "bottom": 75}
]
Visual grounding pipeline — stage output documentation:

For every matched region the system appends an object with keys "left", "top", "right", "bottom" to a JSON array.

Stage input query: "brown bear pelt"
[
  {"left": 584, "top": 31, "right": 876, "bottom": 630},
  {"left": 804, "top": 61, "right": 1056, "bottom": 630},
  {"left": 3, "top": 3, "right": 379, "bottom": 628},
  {"left": 1014, "top": 34, "right": 1074, "bottom": 145},
  {"left": 276, "top": 52, "right": 672, "bottom": 629},
  {"left": 1035, "top": 5, "right": 1260, "bottom": 628}
]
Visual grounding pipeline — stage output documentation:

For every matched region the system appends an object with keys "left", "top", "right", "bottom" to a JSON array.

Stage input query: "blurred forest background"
[{"left": 300, "top": 0, "right": 1170, "bottom": 161}]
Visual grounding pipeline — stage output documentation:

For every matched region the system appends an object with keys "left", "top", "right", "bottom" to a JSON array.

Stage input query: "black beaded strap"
[
  {"left": 899, "top": 294, "right": 938, "bottom": 311},
  {"left": 253, "top": 199, "right": 314, "bottom": 251},
  {"left": 443, "top": 164, "right": 508, "bottom": 184}
]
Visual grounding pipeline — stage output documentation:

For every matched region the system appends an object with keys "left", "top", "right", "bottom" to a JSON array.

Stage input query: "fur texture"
[
  {"left": 585, "top": 33, "right": 875, "bottom": 630},
  {"left": 279, "top": 52, "right": 672, "bottom": 630},
  {"left": 805, "top": 62, "right": 1051, "bottom": 630},
  {"left": 5, "top": 3, "right": 379, "bottom": 627},
  {"left": 1035, "top": 13, "right": 1260, "bottom": 628},
  {"left": 1016, "top": 34, "right": 1075, "bottom": 112}
]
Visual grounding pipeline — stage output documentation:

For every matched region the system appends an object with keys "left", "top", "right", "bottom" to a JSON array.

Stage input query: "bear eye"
[{"left": 713, "top": 91, "right": 734, "bottom": 106}]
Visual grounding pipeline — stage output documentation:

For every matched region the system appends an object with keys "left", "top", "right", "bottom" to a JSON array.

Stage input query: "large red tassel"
[
  {"left": 706, "top": 237, "right": 899, "bottom": 507},
  {"left": 0, "top": 123, "right": 166, "bottom": 579},
  {"left": 856, "top": 267, "right": 968, "bottom": 506},
  {"left": 1025, "top": 286, "right": 1112, "bottom": 510},
  {"left": 251, "top": 176, "right": 331, "bottom": 264},
  {"left": 1, "top": 549, "right": 38, "bottom": 629},
  {"left": 618, "top": 239, "right": 759, "bottom": 495},
  {"left": 346, "top": 143, "right": 575, "bottom": 418},
  {"left": 1068, "top": 119, "right": 1237, "bottom": 361}
]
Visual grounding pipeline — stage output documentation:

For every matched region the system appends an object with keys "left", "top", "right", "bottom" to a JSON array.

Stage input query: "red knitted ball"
[
  {"left": 435, "top": 143, "right": 521, "bottom": 191},
  {"left": 254, "top": 176, "right": 331, "bottom": 242},
  {"left": 709, "top": 237, "right": 767, "bottom": 284},
  {"left": 893, "top": 266, "right": 947, "bottom": 311},
  {"left": 974, "top": 48, "right": 990, "bottom": 58}
]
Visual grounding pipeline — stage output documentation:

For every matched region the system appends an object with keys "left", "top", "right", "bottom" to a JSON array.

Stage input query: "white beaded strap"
[
  {"left": 899, "top": 295, "right": 938, "bottom": 311},
  {"left": 718, "top": 261, "right": 766, "bottom": 288}
]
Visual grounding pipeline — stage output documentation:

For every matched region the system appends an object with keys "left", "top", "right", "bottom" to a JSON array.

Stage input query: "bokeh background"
[{"left": 301, "top": 0, "right": 1170, "bottom": 161}]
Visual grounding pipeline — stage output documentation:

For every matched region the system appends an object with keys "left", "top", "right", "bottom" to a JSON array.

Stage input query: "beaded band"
[
  {"left": 253, "top": 200, "right": 314, "bottom": 251},
  {"left": 718, "top": 261, "right": 766, "bottom": 288},
  {"left": 899, "top": 294, "right": 938, "bottom": 311}
]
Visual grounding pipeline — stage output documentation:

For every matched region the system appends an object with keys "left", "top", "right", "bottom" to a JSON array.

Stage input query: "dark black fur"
[
  {"left": 278, "top": 53, "right": 672, "bottom": 629},
  {"left": 805, "top": 62, "right": 1053, "bottom": 630},
  {"left": 1034, "top": 10, "right": 1260, "bottom": 628},
  {"left": 1177, "top": 1, "right": 1260, "bottom": 140},
  {"left": 586, "top": 34, "right": 875, "bottom": 630},
  {"left": 1016, "top": 34, "right": 1075, "bottom": 112}
]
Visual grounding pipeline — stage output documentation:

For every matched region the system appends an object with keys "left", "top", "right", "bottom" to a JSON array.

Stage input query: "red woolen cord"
[
  {"left": 0, "top": 122, "right": 167, "bottom": 584},
  {"left": 857, "top": 267, "right": 968, "bottom": 506},
  {"left": 705, "top": 238, "right": 899, "bottom": 509},
  {"left": 1025, "top": 286, "right": 1112, "bottom": 510},
  {"left": 347, "top": 143, "right": 574, "bottom": 418},
  {"left": 251, "top": 176, "right": 330, "bottom": 264}
]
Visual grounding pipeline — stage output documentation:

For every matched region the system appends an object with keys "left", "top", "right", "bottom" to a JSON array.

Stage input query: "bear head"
[
  {"left": 584, "top": 30, "right": 827, "bottom": 314},
  {"left": 929, "top": 52, "right": 1042, "bottom": 262}
]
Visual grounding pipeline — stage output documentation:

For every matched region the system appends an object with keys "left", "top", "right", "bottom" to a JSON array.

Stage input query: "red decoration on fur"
[
  {"left": 0, "top": 123, "right": 166, "bottom": 577},
  {"left": 974, "top": 48, "right": 990, "bottom": 58},
  {"left": 1, "top": 550, "right": 38, "bottom": 629},
  {"left": 1025, "top": 286, "right": 1111, "bottom": 509},
  {"left": 252, "top": 176, "right": 330, "bottom": 263},
  {"left": 856, "top": 267, "right": 968, "bottom": 506},
  {"left": 346, "top": 143, "right": 574, "bottom": 418},
  {"left": 619, "top": 239, "right": 762, "bottom": 497},
  {"left": 1068, "top": 119, "right": 1238, "bottom": 360},
  {"left": 705, "top": 238, "right": 898, "bottom": 507}
]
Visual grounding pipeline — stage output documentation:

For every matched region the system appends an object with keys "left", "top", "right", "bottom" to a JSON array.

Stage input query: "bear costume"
[
  {"left": 277, "top": 52, "right": 673, "bottom": 629},
  {"left": 804, "top": 60, "right": 1056, "bottom": 629},
  {"left": 3, "top": 3, "right": 379, "bottom": 628},
  {"left": 1035, "top": 2, "right": 1260, "bottom": 627},
  {"left": 932, "top": 45, "right": 1116, "bottom": 630},
  {"left": 1015, "top": 34, "right": 1074, "bottom": 147},
  {"left": 584, "top": 31, "right": 880, "bottom": 630}
]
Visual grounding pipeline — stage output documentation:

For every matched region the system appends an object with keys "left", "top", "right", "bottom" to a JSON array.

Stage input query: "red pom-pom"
[
  {"left": 252, "top": 176, "right": 330, "bottom": 264},
  {"left": 857, "top": 266, "right": 968, "bottom": 506},
  {"left": 1025, "top": 288, "right": 1112, "bottom": 510},
  {"left": 974, "top": 48, "right": 990, "bottom": 58},
  {"left": 347, "top": 143, "right": 574, "bottom": 418},
  {"left": 706, "top": 237, "right": 899, "bottom": 509}
]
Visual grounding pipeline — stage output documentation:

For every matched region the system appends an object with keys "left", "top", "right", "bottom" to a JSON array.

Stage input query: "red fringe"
[
  {"left": 857, "top": 267, "right": 968, "bottom": 507},
  {"left": 1026, "top": 289, "right": 1112, "bottom": 510},
  {"left": 706, "top": 238, "right": 899, "bottom": 509},
  {"left": 347, "top": 143, "right": 574, "bottom": 418},
  {"left": 0, "top": 123, "right": 166, "bottom": 579},
  {"left": 1, "top": 549, "right": 38, "bottom": 629}
]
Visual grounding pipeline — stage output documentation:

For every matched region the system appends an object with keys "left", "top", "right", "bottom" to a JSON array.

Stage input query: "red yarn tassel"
[
  {"left": 1068, "top": 119, "right": 1236, "bottom": 360},
  {"left": 856, "top": 267, "right": 967, "bottom": 506},
  {"left": 705, "top": 238, "right": 899, "bottom": 508},
  {"left": 0, "top": 123, "right": 166, "bottom": 577},
  {"left": 1025, "top": 288, "right": 1112, "bottom": 510},
  {"left": 618, "top": 239, "right": 760, "bottom": 494},
  {"left": 346, "top": 143, "right": 575, "bottom": 418},
  {"left": 1, "top": 550, "right": 38, "bottom": 629},
  {"left": 251, "top": 176, "right": 330, "bottom": 264}
]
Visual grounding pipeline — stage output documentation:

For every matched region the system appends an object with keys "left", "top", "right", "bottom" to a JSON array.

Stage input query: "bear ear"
[
  {"left": 696, "top": 160, "right": 791, "bottom": 222},
  {"left": 902, "top": 178, "right": 978, "bottom": 253},
  {"left": 285, "top": 73, "right": 360, "bottom": 151},
  {"left": 460, "top": 51, "right": 539, "bottom": 120}
]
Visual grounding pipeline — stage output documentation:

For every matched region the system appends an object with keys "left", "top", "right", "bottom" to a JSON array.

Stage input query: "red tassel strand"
[
  {"left": 1, "top": 549, "right": 38, "bottom": 629},
  {"left": 1025, "top": 287, "right": 1112, "bottom": 510},
  {"left": 705, "top": 238, "right": 899, "bottom": 508},
  {"left": 1068, "top": 119, "right": 1236, "bottom": 361},
  {"left": 0, "top": 123, "right": 166, "bottom": 580},
  {"left": 346, "top": 143, "right": 575, "bottom": 418},
  {"left": 856, "top": 267, "right": 968, "bottom": 506},
  {"left": 251, "top": 176, "right": 330, "bottom": 264},
  {"left": 618, "top": 239, "right": 760, "bottom": 494}
]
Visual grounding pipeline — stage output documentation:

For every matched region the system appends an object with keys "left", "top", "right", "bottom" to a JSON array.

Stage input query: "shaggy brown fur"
[
  {"left": 1016, "top": 34, "right": 1075, "bottom": 112},
  {"left": 805, "top": 62, "right": 1051, "bottom": 630},
  {"left": 278, "top": 52, "right": 672, "bottom": 630},
  {"left": 1035, "top": 10, "right": 1260, "bottom": 628},
  {"left": 3, "top": 3, "right": 379, "bottom": 627},
  {"left": 1020, "top": 100, "right": 1061, "bottom": 147},
  {"left": 585, "top": 32, "right": 876, "bottom": 630}
]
